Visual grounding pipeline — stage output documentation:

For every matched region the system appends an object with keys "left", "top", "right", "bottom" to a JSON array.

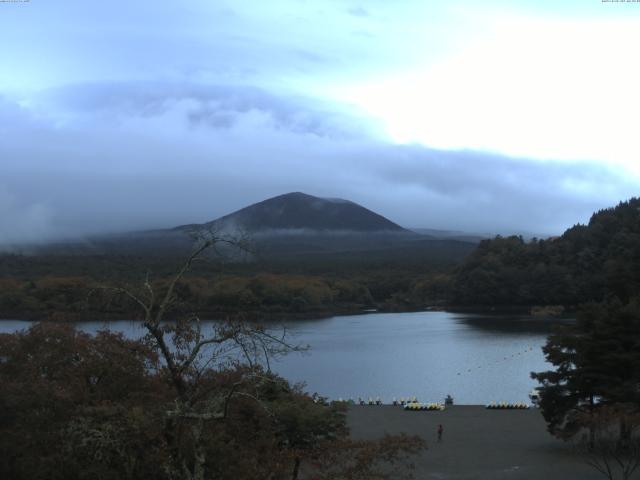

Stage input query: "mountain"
[
  {"left": 453, "top": 197, "right": 640, "bottom": 306},
  {"left": 174, "top": 192, "right": 406, "bottom": 234},
  {"left": 23, "top": 192, "right": 477, "bottom": 265},
  {"left": 167, "top": 192, "right": 474, "bottom": 263}
]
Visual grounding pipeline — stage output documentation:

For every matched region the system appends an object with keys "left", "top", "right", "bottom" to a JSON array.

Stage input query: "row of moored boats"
[
  {"left": 485, "top": 401, "right": 530, "bottom": 409},
  {"left": 333, "top": 391, "right": 540, "bottom": 410}
]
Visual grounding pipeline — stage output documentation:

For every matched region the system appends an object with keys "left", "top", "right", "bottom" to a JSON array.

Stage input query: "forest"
[
  {"left": 1, "top": 197, "right": 639, "bottom": 321},
  {"left": 452, "top": 198, "right": 640, "bottom": 307},
  {"left": 0, "top": 251, "right": 455, "bottom": 321}
]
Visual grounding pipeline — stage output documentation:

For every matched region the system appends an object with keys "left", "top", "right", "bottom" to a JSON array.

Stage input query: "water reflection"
[{"left": 453, "top": 313, "right": 574, "bottom": 335}]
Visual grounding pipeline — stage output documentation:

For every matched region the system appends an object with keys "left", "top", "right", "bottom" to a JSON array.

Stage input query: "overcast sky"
[{"left": 1, "top": 0, "right": 640, "bottom": 244}]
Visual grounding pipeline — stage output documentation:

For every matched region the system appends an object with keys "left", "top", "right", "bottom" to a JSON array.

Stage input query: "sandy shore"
[{"left": 347, "top": 406, "right": 603, "bottom": 480}]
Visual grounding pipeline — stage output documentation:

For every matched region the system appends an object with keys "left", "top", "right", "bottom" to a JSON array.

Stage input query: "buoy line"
[{"left": 455, "top": 346, "right": 536, "bottom": 376}]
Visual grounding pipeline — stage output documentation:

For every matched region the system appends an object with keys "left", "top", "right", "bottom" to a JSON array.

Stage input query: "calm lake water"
[{"left": 0, "top": 311, "right": 563, "bottom": 404}]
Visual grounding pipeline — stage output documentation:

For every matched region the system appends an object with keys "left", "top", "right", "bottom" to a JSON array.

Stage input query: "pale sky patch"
[{"left": 336, "top": 14, "right": 640, "bottom": 176}]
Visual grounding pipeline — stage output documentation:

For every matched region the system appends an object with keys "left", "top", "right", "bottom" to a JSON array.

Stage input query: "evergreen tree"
[
  {"left": 454, "top": 197, "right": 640, "bottom": 306},
  {"left": 532, "top": 297, "right": 640, "bottom": 441}
]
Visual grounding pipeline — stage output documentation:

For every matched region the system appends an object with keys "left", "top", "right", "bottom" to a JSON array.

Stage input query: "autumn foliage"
[{"left": 0, "top": 323, "right": 424, "bottom": 480}]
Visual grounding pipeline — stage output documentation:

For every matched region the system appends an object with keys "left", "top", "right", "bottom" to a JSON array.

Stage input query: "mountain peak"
[
  {"left": 180, "top": 192, "right": 406, "bottom": 233},
  {"left": 272, "top": 191, "right": 352, "bottom": 204}
]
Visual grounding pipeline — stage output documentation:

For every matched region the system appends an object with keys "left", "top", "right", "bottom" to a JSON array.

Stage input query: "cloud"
[
  {"left": 3, "top": 1, "right": 640, "bottom": 249},
  {"left": 341, "top": 14, "right": 640, "bottom": 176},
  {"left": 39, "top": 82, "right": 372, "bottom": 139},
  {"left": 0, "top": 186, "right": 54, "bottom": 249},
  {"left": 356, "top": 145, "right": 633, "bottom": 234},
  {"left": 347, "top": 6, "right": 370, "bottom": 18},
  {"left": 0, "top": 84, "right": 637, "bottom": 246}
]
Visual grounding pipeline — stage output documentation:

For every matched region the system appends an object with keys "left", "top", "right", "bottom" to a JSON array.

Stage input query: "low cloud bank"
[
  {"left": 0, "top": 186, "right": 55, "bottom": 249},
  {"left": 1, "top": 82, "right": 637, "bottom": 248}
]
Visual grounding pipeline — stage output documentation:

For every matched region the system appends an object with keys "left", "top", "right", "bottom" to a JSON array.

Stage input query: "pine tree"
[{"left": 532, "top": 297, "right": 640, "bottom": 441}]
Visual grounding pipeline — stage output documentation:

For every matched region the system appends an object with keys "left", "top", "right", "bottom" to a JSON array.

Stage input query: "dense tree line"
[
  {"left": 0, "top": 271, "right": 454, "bottom": 320},
  {"left": 453, "top": 198, "right": 640, "bottom": 306},
  {"left": 0, "top": 229, "right": 466, "bottom": 320}
]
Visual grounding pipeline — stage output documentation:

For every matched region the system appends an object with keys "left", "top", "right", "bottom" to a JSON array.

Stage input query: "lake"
[{"left": 0, "top": 311, "right": 563, "bottom": 404}]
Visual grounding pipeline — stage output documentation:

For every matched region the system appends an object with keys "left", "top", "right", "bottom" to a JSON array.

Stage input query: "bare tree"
[
  {"left": 575, "top": 406, "right": 640, "bottom": 480},
  {"left": 93, "top": 232, "right": 303, "bottom": 480}
]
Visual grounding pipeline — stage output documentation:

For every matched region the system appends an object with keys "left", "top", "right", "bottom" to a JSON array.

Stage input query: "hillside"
[
  {"left": 31, "top": 192, "right": 475, "bottom": 264},
  {"left": 176, "top": 192, "right": 407, "bottom": 234},
  {"left": 452, "top": 197, "right": 640, "bottom": 306}
]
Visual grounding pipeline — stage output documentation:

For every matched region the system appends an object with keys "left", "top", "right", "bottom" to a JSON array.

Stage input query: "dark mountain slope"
[
  {"left": 21, "top": 192, "right": 476, "bottom": 266},
  {"left": 453, "top": 197, "right": 640, "bottom": 306},
  {"left": 175, "top": 192, "right": 406, "bottom": 234}
]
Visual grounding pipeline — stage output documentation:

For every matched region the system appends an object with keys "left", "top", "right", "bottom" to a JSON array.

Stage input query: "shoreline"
[{"left": 0, "top": 304, "right": 573, "bottom": 323}]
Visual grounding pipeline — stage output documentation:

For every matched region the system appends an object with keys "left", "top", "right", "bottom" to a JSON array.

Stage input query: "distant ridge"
[
  {"left": 175, "top": 192, "right": 407, "bottom": 234},
  {"left": 24, "top": 192, "right": 477, "bottom": 264}
]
